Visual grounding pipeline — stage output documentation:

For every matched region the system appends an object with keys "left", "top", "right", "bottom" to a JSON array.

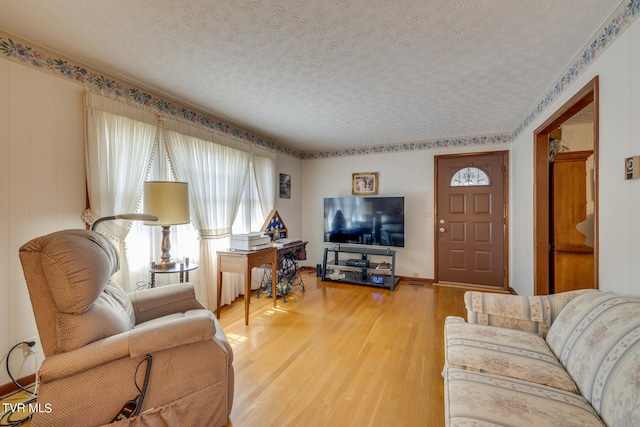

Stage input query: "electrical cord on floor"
[{"left": 1, "top": 341, "right": 38, "bottom": 427}]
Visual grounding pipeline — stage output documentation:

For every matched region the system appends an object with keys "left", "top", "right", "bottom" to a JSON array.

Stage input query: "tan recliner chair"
[{"left": 19, "top": 229, "right": 234, "bottom": 426}]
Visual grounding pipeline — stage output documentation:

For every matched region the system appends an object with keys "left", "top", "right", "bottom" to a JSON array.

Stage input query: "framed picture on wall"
[
  {"left": 279, "top": 173, "right": 291, "bottom": 199},
  {"left": 352, "top": 172, "right": 378, "bottom": 195}
]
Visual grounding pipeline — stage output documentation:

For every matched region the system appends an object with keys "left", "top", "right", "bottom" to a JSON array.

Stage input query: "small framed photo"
[
  {"left": 279, "top": 173, "right": 291, "bottom": 199},
  {"left": 352, "top": 172, "right": 378, "bottom": 195}
]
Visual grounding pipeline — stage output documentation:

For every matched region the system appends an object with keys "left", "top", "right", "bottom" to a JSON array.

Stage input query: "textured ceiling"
[{"left": 0, "top": 0, "right": 623, "bottom": 153}]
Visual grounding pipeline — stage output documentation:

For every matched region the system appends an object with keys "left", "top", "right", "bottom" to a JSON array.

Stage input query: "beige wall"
[
  {"left": 299, "top": 143, "right": 509, "bottom": 279},
  {"left": 0, "top": 59, "right": 86, "bottom": 386},
  {"left": 274, "top": 152, "right": 303, "bottom": 239}
]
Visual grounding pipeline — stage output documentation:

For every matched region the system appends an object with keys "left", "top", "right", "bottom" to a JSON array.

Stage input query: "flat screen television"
[{"left": 324, "top": 196, "right": 405, "bottom": 247}]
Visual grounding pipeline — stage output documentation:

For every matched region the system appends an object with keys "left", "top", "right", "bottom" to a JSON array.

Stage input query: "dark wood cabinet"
[{"left": 550, "top": 150, "right": 594, "bottom": 293}]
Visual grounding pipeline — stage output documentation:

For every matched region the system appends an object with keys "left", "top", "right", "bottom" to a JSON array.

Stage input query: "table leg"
[
  {"left": 217, "top": 258, "right": 222, "bottom": 319},
  {"left": 271, "top": 256, "right": 278, "bottom": 308},
  {"left": 244, "top": 267, "right": 251, "bottom": 325}
]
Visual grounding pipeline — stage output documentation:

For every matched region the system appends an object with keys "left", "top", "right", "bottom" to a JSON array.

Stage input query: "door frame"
[
  {"left": 434, "top": 150, "right": 510, "bottom": 291},
  {"left": 533, "top": 76, "right": 599, "bottom": 295}
]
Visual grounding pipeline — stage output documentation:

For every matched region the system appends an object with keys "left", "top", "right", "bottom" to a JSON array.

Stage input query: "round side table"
[{"left": 149, "top": 263, "right": 198, "bottom": 287}]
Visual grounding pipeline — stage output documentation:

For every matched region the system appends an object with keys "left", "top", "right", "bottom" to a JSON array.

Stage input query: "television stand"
[{"left": 321, "top": 245, "right": 399, "bottom": 291}]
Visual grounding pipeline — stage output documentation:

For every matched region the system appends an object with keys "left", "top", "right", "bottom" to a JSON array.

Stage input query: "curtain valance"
[
  {"left": 86, "top": 89, "right": 276, "bottom": 160},
  {"left": 163, "top": 116, "right": 276, "bottom": 160},
  {"left": 84, "top": 90, "right": 159, "bottom": 126}
]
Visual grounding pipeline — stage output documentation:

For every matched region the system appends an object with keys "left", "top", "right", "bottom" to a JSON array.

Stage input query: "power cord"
[
  {"left": 1, "top": 341, "right": 38, "bottom": 427},
  {"left": 5, "top": 341, "right": 35, "bottom": 394},
  {"left": 133, "top": 354, "right": 152, "bottom": 417},
  {"left": 112, "top": 354, "right": 153, "bottom": 422}
]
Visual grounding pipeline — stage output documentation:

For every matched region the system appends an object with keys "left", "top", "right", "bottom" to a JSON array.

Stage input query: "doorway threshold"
[{"left": 433, "top": 282, "right": 515, "bottom": 294}]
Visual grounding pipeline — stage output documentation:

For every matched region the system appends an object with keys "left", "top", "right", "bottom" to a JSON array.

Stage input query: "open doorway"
[{"left": 533, "top": 77, "right": 599, "bottom": 295}]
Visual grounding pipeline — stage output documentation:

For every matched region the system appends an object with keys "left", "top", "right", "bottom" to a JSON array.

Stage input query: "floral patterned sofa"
[{"left": 443, "top": 289, "right": 640, "bottom": 426}]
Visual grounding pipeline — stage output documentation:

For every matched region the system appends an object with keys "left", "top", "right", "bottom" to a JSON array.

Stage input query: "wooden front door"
[{"left": 435, "top": 152, "right": 508, "bottom": 289}]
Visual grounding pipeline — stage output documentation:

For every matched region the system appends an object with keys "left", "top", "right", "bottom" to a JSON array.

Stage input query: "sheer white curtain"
[
  {"left": 164, "top": 130, "right": 251, "bottom": 309},
  {"left": 234, "top": 156, "right": 276, "bottom": 293},
  {"left": 252, "top": 155, "right": 276, "bottom": 219},
  {"left": 83, "top": 91, "right": 157, "bottom": 289},
  {"left": 124, "top": 145, "right": 200, "bottom": 291},
  {"left": 83, "top": 93, "right": 278, "bottom": 301},
  {"left": 233, "top": 167, "right": 264, "bottom": 234}
]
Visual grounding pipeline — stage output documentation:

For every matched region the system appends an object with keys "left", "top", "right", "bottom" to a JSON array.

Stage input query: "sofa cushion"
[
  {"left": 444, "top": 317, "right": 578, "bottom": 393},
  {"left": 465, "top": 289, "right": 596, "bottom": 338},
  {"left": 444, "top": 367, "right": 605, "bottom": 427},
  {"left": 546, "top": 291, "right": 640, "bottom": 426}
]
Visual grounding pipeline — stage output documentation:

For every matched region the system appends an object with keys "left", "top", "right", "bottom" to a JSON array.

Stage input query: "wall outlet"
[{"left": 22, "top": 336, "right": 38, "bottom": 357}]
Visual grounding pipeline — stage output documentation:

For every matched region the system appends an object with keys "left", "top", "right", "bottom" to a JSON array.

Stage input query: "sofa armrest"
[
  {"left": 464, "top": 289, "right": 595, "bottom": 337},
  {"left": 128, "top": 283, "right": 205, "bottom": 324}
]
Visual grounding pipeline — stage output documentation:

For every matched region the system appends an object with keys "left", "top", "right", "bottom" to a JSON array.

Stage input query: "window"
[
  {"left": 450, "top": 167, "right": 490, "bottom": 187},
  {"left": 85, "top": 91, "right": 276, "bottom": 309}
]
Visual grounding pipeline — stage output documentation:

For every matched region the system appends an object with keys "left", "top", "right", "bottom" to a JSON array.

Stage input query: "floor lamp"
[
  {"left": 91, "top": 213, "right": 158, "bottom": 231},
  {"left": 143, "top": 181, "right": 190, "bottom": 269}
]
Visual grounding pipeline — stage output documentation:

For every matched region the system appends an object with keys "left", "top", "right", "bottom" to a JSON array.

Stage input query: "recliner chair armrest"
[
  {"left": 38, "top": 311, "right": 220, "bottom": 382},
  {"left": 129, "top": 310, "right": 216, "bottom": 357},
  {"left": 464, "top": 289, "right": 598, "bottom": 338},
  {"left": 129, "top": 283, "right": 205, "bottom": 324},
  {"left": 38, "top": 334, "right": 131, "bottom": 382}
]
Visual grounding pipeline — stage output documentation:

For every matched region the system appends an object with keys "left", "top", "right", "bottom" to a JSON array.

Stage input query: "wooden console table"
[
  {"left": 216, "top": 241, "right": 308, "bottom": 325},
  {"left": 216, "top": 246, "right": 277, "bottom": 325}
]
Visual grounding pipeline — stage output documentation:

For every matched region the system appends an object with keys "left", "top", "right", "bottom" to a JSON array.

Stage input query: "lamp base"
[{"left": 153, "top": 261, "right": 177, "bottom": 270}]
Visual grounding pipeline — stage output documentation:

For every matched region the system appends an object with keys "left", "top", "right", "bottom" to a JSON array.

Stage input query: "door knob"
[
  {"left": 439, "top": 227, "right": 446, "bottom": 233},
  {"left": 439, "top": 219, "right": 445, "bottom": 224}
]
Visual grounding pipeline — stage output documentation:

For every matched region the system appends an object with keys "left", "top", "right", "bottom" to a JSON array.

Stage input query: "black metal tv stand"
[{"left": 321, "top": 245, "right": 399, "bottom": 291}]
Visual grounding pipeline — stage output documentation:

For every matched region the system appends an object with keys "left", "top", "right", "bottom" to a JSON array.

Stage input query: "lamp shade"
[{"left": 143, "top": 181, "right": 190, "bottom": 226}]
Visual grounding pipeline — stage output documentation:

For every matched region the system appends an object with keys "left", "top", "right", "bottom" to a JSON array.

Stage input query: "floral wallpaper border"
[
  {"left": 0, "top": 0, "right": 637, "bottom": 159},
  {"left": 512, "top": 0, "right": 640, "bottom": 138},
  {"left": 302, "top": 134, "right": 510, "bottom": 160},
  {"left": 0, "top": 29, "right": 300, "bottom": 158}
]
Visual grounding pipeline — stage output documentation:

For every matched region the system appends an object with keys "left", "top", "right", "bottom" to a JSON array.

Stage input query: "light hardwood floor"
[
  {"left": 1, "top": 272, "right": 467, "bottom": 426},
  {"left": 0, "top": 388, "right": 34, "bottom": 425},
  {"left": 219, "top": 272, "right": 466, "bottom": 427}
]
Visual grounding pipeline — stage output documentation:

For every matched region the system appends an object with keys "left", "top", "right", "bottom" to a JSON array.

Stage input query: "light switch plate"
[{"left": 625, "top": 156, "right": 640, "bottom": 180}]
